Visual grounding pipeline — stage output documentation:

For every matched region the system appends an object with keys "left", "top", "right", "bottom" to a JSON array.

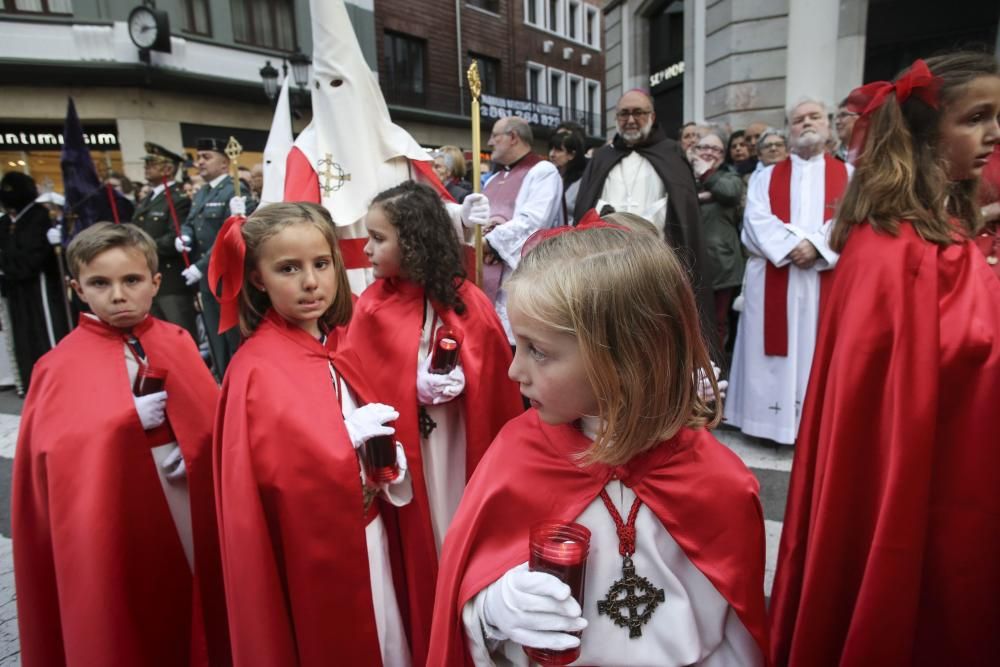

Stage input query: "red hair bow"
[
  {"left": 520, "top": 209, "right": 630, "bottom": 258},
  {"left": 207, "top": 214, "right": 248, "bottom": 333},
  {"left": 845, "top": 58, "right": 942, "bottom": 163}
]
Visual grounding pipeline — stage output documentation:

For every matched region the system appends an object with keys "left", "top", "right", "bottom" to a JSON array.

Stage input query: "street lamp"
[
  {"left": 259, "top": 50, "right": 311, "bottom": 104},
  {"left": 259, "top": 60, "right": 280, "bottom": 101},
  {"left": 289, "top": 50, "right": 311, "bottom": 89}
]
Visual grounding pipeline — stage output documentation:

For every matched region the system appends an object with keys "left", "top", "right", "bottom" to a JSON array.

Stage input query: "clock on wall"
[{"left": 127, "top": 5, "right": 172, "bottom": 53}]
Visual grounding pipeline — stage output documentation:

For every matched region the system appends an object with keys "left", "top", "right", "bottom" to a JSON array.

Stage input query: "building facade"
[
  {"left": 0, "top": 0, "right": 605, "bottom": 196},
  {"left": 604, "top": 0, "right": 1000, "bottom": 138}
]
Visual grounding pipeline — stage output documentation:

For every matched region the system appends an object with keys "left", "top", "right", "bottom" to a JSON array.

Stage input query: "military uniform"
[
  {"left": 182, "top": 173, "right": 240, "bottom": 376},
  {"left": 133, "top": 182, "right": 196, "bottom": 340}
]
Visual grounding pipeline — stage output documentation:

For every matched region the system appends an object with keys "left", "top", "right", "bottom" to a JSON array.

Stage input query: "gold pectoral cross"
[{"left": 318, "top": 154, "right": 352, "bottom": 196}]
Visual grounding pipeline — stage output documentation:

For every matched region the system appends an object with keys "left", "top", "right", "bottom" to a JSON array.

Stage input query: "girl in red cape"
[
  {"left": 12, "top": 223, "right": 227, "bottom": 667},
  {"left": 210, "top": 202, "right": 415, "bottom": 666},
  {"left": 769, "top": 53, "right": 1000, "bottom": 666},
  {"left": 428, "top": 225, "right": 768, "bottom": 666},
  {"left": 340, "top": 181, "right": 523, "bottom": 665}
]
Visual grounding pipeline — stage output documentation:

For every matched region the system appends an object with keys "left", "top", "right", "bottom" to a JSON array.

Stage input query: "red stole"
[
  {"left": 764, "top": 155, "right": 848, "bottom": 356},
  {"left": 428, "top": 411, "right": 769, "bottom": 666},
  {"left": 12, "top": 315, "right": 227, "bottom": 667},
  {"left": 340, "top": 278, "right": 524, "bottom": 666},
  {"left": 213, "top": 311, "right": 385, "bottom": 666}
]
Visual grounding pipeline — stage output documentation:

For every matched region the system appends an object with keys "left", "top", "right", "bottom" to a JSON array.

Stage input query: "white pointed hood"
[
  {"left": 261, "top": 75, "right": 293, "bottom": 205},
  {"left": 309, "top": 0, "right": 430, "bottom": 224}
]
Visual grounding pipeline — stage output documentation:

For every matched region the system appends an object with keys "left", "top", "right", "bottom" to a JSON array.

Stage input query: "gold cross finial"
[
  {"left": 225, "top": 136, "right": 243, "bottom": 163},
  {"left": 467, "top": 61, "right": 481, "bottom": 102}
]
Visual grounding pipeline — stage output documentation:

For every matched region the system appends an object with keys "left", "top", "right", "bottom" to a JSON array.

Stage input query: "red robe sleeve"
[
  {"left": 12, "top": 316, "right": 223, "bottom": 667},
  {"left": 769, "top": 223, "right": 1000, "bottom": 666},
  {"left": 428, "top": 411, "right": 768, "bottom": 665},
  {"left": 340, "top": 278, "right": 523, "bottom": 665},
  {"left": 213, "top": 313, "right": 383, "bottom": 666}
]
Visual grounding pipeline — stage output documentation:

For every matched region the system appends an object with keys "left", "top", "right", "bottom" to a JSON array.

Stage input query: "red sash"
[{"left": 764, "top": 155, "right": 848, "bottom": 356}]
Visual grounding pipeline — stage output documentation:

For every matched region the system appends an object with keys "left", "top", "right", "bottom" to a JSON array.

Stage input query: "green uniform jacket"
[
  {"left": 182, "top": 175, "right": 235, "bottom": 277},
  {"left": 132, "top": 184, "right": 193, "bottom": 296},
  {"left": 698, "top": 169, "right": 746, "bottom": 291}
]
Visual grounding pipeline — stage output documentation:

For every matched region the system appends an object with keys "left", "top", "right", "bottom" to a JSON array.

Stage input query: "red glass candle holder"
[
  {"left": 133, "top": 365, "right": 168, "bottom": 396},
  {"left": 524, "top": 520, "right": 591, "bottom": 666},
  {"left": 429, "top": 327, "right": 461, "bottom": 374},
  {"left": 364, "top": 428, "right": 398, "bottom": 484}
]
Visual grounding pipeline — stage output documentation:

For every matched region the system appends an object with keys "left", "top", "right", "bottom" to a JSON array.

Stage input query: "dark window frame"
[
  {"left": 181, "top": 0, "right": 212, "bottom": 37},
  {"left": 231, "top": 0, "right": 297, "bottom": 52},
  {"left": 466, "top": 0, "right": 500, "bottom": 14},
  {"left": 469, "top": 52, "right": 500, "bottom": 96},
  {"left": 383, "top": 30, "right": 428, "bottom": 107},
  {"left": 1, "top": 0, "right": 73, "bottom": 15}
]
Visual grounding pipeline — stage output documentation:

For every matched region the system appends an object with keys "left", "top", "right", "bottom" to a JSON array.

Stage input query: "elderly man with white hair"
[{"left": 725, "top": 99, "right": 852, "bottom": 445}]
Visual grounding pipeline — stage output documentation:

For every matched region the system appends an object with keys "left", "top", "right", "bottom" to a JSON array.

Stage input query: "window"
[
  {"left": 383, "top": 31, "right": 426, "bottom": 106},
  {"left": 547, "top": 0, "right": 562, "bottom": 33},
  {"left": 586, "top": 79, "right": 601, "bottom": 136},
  {"left": 568, "top": 1, "right": 580, "bottom": 41},
  {"left": 585, "top": 6, "right": 599, "bottom": 47},
  {"left": 527, "top": 62, "right": 546, "bottom": 103},
  {"left": 1, "top": 0, "right": 73, "bottom": 13},
  {"left": 467, "top": 0, "right": 499, "bottom": 12},
  {"left": 548, "top": 68, "right": 565, "bottom": 111},
  {"left": 524, "top": 0, "right": 541, "bottom": 26},
  {"left": 182, "top": 0, "right": 211, "bottom": 36},
  {"left": 232, "top": 0, "right": 295, "bottom": 50},
  {"left": 568, "top": 75, "right": 583, "bottom": 117},
  {"left": 469, "top": 53, "right": 500, "bottom": 96}
]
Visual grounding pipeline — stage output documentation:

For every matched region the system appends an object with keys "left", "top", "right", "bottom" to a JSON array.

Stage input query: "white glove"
[
  {"left": 482, "top": 562, "right": 586, "bottom": 650},
  {"left": 416, "top": 354, "right": 465, "bottom": 405},
  {"left": 46, "top": 226, "right": 62, "bottom": 246},
  {"left": 134, "top": 391, "right": 168, "bottom": 430},
  {"left": 181, "top": 264, "right": 202, "bottom": 286},
  {"left": 696, "top": 362, "right": 728, "bottom": 403},
  {"left": 160, "top": 446, "right": 187, "bottom": 482},
  {"left": 344, "top": 402, "right": 399, "bottom": 449},
  {"left": 460, "top": 193, "right": 490, "bottom": 228},
  {"left": 174, "top": 235, "right": 192, "bottom": 253},
  {"left": 389, "top": 442, "right": 408, "bottom": 486},
  {"left": 229, "top": 195, "right": 247, "bottom": 217}
]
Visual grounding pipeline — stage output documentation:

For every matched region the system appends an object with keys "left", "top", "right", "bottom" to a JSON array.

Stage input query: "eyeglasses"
[
  {"left": 835, "top": 111, "right": 859, "bottom": 120},
  {"left": 760, "top": 142, "right": 786, "bottom": 150},
  {"left": 694, "top": 144, "right": 724, "bottom": 155},
  {"left": 616, "top": 109, "right": 652, "bottom": 120}
]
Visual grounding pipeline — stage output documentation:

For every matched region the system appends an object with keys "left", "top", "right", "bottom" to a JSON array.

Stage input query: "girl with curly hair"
[{"left": 341, "top": 181, "right": 523, "bottom": 665}]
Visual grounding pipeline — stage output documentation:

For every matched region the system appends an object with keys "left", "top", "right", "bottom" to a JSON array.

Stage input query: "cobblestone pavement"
[{"left": 0, "top": 390, "right": 792, "bottom": 664}]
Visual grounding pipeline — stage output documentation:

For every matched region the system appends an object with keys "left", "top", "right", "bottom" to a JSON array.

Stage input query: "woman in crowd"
[
  {"left": 548, "top": 129, "right": 588, "bottom": 225},
  {"left": 433, "top": 145, "right": 473, "bottom": 203}
]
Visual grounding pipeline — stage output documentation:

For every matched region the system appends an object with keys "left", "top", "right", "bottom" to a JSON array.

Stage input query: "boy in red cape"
[
  {"left": 341, "top": 182, "right": 523, "bottom": 665},
  {"left": 429, "top": 226, "right": 767, "bottom": 666},
  {"left": 12, "top": 222, "right": 228, "bottom": 667},
  {"left": 769, "top": 54, "right": 1000, "bottom": 666}
]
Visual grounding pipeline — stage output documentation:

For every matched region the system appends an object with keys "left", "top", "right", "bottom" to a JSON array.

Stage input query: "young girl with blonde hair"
[
  {"left": 209, "top": 202, "right": 414, "bottom": 666},
  {"left": 341, "top": 181, "right": 523, "bottom": 665},
  {"left": 429, "top": 226, "right": 767, "bottom": 666},
  {"left": 770, "top": 52, "right": 1000, "bottom": 666}
]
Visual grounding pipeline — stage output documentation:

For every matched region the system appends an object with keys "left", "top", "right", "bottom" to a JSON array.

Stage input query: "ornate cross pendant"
[
  {"left": 418, "top": 405, "right": 437, "bottom": 438},
  {"left": 597, "top": 555, "right": 666, "bottom": 638}
]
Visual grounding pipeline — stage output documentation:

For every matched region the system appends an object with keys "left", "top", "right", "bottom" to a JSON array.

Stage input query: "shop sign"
[
  {"left": 650, "top": 61, "right": 684, "bottom": 88},
  {"left": 480, "top": 94, "right": 562, "bottom": 129},
  {"left": 0, "top": 124, "right": 119, "bottom": 149}
]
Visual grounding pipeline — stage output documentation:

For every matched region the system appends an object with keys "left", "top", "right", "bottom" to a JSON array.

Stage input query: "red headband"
[
  {"left": 207, "top": 214, "right": 248, "bottom": 333},
  {"left": 520, "top": 209, "right": 630, "bottom": 258},
  {"left": 845, "top": 58, "right": 942, "bottom": 163}
]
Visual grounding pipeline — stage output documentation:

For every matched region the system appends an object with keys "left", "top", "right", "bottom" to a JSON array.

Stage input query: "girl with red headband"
[
  {"left": 338, "top": 181, "right": 523, "bottom": 665},
  {"left": 209, "top": 202, "right": 413, "bottom": 666},
  {"left": 428, "top": 225, "right": 767, "bottom": 666},
  {"left": 770, "top": 52, "right": 1000, "bottom": 666}
]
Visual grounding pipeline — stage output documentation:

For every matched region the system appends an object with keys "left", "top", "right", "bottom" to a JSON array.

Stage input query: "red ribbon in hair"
[
  {"left": 845, "top": 58, "right": 942, "bottom": 163},
  {"left": 207, "top": 214, "right": 248, "bottom": 333},
  {"left": 520, "top": 208, "right": 629, "bottom": 257}
]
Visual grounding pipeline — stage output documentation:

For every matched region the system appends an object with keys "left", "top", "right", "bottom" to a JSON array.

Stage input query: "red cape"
[
  {"left": 428, "top": 410, "right": 769, "bottom": 665},
  {"left": 213, "top": 310, "right": 386, "bottom": 666},
  {"left": 769, "top": 223, "right": 1000, "bottom": 666},
  {"left": 12, "top": 315, "right": 227, "bottom": 667},
  {"left": 341, "top": 277, "right": 524, "bottom": 665}
]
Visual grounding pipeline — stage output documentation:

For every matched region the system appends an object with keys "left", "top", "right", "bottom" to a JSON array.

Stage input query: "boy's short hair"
[{"left": 66, "top": 222, "right": 159, "bottom": 278}]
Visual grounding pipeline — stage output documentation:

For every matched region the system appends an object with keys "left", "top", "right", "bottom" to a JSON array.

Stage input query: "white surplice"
[
  {"left": 460, "top": 420, "right": 763, "bottom": 667},
  {"left": 596, "top": 152, "right": 669, "bottom": 236},
  {"left": 336, "top": 371, "right": 414, "bottom": 667},
  {"left": 417, "top": 300, "right": 468, "bottom": 553},
  {"left": 724, "top": 153, "right": 851, "bottom": 445}
]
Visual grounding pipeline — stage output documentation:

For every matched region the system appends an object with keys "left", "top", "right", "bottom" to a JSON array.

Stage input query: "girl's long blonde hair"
[
  {"left": 506, "top": 227, "right": 721, "bottom": 466},
  {"left": 238, "top": 202, "right": 352, "bottom": 337}
]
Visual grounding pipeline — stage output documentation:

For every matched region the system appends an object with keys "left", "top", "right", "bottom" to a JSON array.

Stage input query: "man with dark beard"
[
  {"left": 725, "top": 99, "right": 851, "bottom": 445},
  {"left": 0, "top": 172, "right": 71, "bottom": 392},
  {"left": 574, "top": 88, "right": 716, "bottom": 348}
]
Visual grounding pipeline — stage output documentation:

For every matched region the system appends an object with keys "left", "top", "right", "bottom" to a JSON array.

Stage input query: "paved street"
[{"left": 0, "top": 390, "right": 792, "bottom": 664}]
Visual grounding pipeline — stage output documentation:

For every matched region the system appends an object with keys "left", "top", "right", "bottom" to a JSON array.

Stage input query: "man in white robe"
[
  {"left": 481, "top": 116, "right": 562, "bottom": 342},
  {"left": 725, "top": 99, "right": 852, "bottom": 445}
]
